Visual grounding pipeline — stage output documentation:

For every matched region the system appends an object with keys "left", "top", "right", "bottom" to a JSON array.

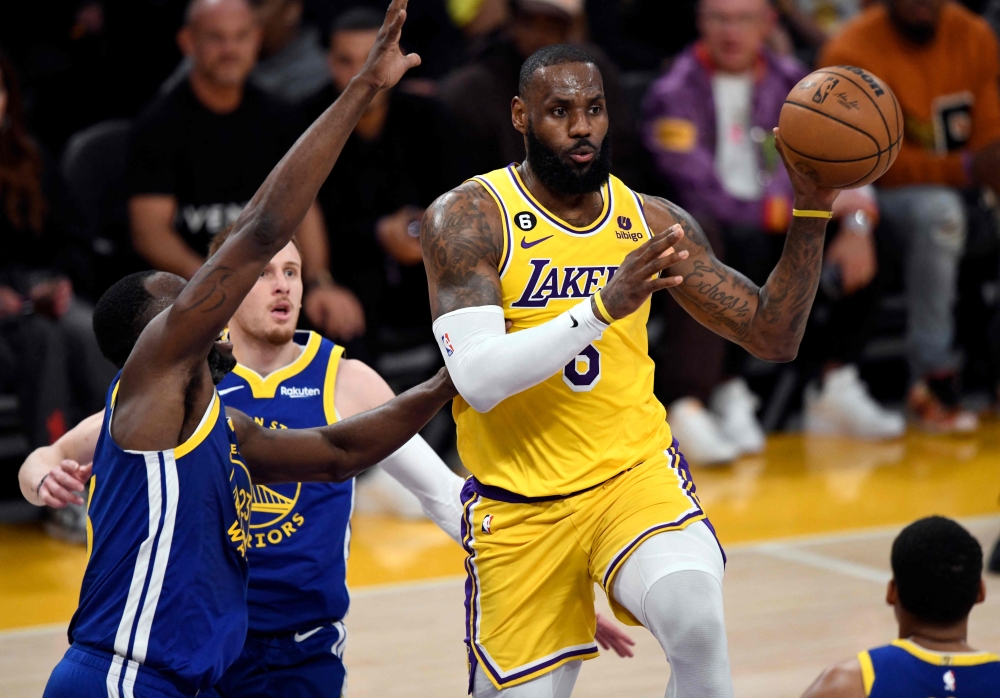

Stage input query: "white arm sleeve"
[
  {"left": 378, "top": 435, "right": 465, "bottom": 544},
  {"left": 432, "top": 299, "right": 608, "bottom": 413}
]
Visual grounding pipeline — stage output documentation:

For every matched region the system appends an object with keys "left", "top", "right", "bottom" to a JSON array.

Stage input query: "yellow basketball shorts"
[{"left": 460, "top": 439, "right": 723, "bottom": 690}]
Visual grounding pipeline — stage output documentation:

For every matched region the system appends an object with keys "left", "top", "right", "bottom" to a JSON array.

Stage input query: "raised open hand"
[
  {"left": 596, "top": 224, "right": 688, "bottom": 322},
  {"left": 358, "top": 0, "right": 422, "bottom": 91}
]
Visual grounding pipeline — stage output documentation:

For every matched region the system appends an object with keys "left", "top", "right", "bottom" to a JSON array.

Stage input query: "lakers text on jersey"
[{"left": 455, "top": 165, "right": 673, "bottom": 497}]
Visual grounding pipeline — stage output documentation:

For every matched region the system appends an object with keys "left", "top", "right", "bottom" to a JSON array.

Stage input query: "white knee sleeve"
[
  {"left": 612, "top": 523, "right": 732, "bottom": 698},
  {"left": 612, "top": 520, "right": 725, "bottom": 627},
  {"left": 473, "top": 661, "right": 581, "bottom": 698}
]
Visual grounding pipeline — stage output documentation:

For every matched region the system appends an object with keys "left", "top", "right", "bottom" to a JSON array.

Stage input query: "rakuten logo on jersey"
[{"left": 280, "top": 386, "right": 321, "bottom": 398}]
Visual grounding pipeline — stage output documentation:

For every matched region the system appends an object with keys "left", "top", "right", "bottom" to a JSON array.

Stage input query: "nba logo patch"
[
  {"left": 441, "top": 333, "right": 455, "bottom": 357},
  {"left": 482, "top": 514, "right": 494, "bottom": 534},
  {"left": 943, "top": 670, "right": 956, "bottom": 692}
]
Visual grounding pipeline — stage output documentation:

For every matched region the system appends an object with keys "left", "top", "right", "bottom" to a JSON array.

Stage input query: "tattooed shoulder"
[
  {"left": 638, "top": 195, "right": 713, "bottom": 252},
  {"left": 421, "top": 181, "right": 505, "bottom": 317}
]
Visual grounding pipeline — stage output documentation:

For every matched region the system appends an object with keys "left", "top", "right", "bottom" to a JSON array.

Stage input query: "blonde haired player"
[{"left": 421, "top": 44, "right": 839, "bottom": 697}]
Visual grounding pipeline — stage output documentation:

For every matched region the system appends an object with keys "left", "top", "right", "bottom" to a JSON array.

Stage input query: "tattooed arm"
[
  {"left": 633, "top": 134, "right": 839, "bottom": 362},
  {"left": 421, "top": 180, "right": 505, "bottom": 318}
]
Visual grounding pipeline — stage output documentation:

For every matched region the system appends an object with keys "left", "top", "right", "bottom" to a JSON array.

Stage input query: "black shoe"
[{"left": 989, "top": 536, "right": 1000, "bottom": 574}]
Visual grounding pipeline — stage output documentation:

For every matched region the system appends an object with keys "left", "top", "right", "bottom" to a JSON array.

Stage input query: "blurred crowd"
[{"left": 3, "top": 0, "right": 1000, "bottom": 467}]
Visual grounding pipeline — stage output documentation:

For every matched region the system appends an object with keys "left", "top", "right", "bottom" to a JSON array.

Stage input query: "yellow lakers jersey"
[{"left": 454, "top": 165, "right": 673, "bottom": 497}]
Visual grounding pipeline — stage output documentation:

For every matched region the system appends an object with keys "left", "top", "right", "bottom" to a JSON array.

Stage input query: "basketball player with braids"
[
  {"left": 31, "top": 3, "right": 454, "bottom": 697},
  {"left": 422, "top": 45, "right": 839, "bottom": 697}
]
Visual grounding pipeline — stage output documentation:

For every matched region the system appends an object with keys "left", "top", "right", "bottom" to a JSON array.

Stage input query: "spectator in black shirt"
[
  {"left": 302, "top": 8, "right": 466, "bottom": 361},
  {"left": 128, "top": 0, "right": 364, "bottom": 340}
]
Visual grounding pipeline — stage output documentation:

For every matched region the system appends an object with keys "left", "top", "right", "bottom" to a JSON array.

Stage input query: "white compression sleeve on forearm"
[
  {"left": 432, "top": 299, "right": 609, "bottom": 413},
  {"left": 378, "top": 435, "right": 465, "bottom": 544}
]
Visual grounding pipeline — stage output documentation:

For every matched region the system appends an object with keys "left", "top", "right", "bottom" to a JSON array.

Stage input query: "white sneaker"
[
  {"left": 668, "top": 397, "right": 740, "bottom": 465},
  {"left": 710, "top": 377, "right": 766, "bottom": 455},
  {"left": 354, "top": 467, "right": 426, "bottom": 519},
  {"left": 804, "top": 365, "right": 905, "bottom": 440}
]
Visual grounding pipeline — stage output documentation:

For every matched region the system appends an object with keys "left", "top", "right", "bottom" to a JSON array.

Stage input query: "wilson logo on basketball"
[{"left": 482, "top": 514, "right": 494, "bottom": 534}]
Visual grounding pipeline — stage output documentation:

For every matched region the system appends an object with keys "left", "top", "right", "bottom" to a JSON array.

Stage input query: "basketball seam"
[
  {"left": 780, "top": 101, "right": 885, "bottom": 157},
  {"left": 780, "top": 138, "right": 881, "bottom": 188},
  {"left": 811, "top": 68, "right": 892, "bottom": 148}
]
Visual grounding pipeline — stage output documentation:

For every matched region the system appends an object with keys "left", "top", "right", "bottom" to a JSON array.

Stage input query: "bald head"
[
  {"left": 697, "top": 0, "right": 774, "bottom": 74},
  {"left": 179, "top": 0, "right": 261, "bottom": 88}
]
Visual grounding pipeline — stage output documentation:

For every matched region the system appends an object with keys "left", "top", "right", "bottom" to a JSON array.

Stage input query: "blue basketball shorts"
[{"left": 44, "top": 644, "right": 190, "bottom": 698}]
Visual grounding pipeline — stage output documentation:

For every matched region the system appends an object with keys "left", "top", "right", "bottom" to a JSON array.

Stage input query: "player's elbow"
[
  {"left": 750, "top": 343, "right": 798, "bottom": 363},
  {"left": 452, "top": 375, "right": 502, "bottom": 413}
]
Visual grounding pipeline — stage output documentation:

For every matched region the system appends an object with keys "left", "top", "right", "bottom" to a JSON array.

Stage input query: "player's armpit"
[
  {"left": 800, "top": 659, "right": 866, "bottom": 698},
  {"left": 231, "top": 368, "right": 456, "bottom": 484},
  {"left": 420, "top": 181, "right": 505, "bottom": 319}
]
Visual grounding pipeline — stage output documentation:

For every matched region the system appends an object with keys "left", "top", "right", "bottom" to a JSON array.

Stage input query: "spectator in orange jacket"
[{"left": 819, "top": 0, "right": 1000, "bottom": 433}]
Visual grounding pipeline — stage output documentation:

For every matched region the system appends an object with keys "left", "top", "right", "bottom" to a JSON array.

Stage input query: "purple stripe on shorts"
[
  {"left": 601, "top": 509, "right": 706, "bottom": 588},
  {"left": 482, "top": 643, "right": 600, "bottom": 688},
  {"left": 460, "top": 479, "right": 480, "bottom": 695}
]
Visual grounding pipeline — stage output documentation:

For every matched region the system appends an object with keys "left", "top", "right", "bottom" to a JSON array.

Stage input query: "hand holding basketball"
[
  {"left": 778, "top": 66, "right": 903, "bottom": 190},
  {"left": 774, "top": 128, "right": 840, "bottom": 213}
]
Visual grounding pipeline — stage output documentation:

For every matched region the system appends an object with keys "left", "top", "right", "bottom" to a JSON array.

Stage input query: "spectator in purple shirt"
[{"left": 641, "top": 0, "right": 903, "bottom": 463}]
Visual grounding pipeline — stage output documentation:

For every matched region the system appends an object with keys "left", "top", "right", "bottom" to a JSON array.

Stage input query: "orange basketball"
[{"left": 778, "top": 66, "right": 903, "bottom": 189}]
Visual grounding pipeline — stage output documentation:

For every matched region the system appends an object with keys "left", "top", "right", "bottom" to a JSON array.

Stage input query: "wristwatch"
[{"left": 843, "top": 210, "right": 873, "bottom": 237}]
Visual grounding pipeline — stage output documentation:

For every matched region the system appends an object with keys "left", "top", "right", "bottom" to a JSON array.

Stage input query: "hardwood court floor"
[{"left": 3, "top": 425, "right": 1000, "bottom": 697}]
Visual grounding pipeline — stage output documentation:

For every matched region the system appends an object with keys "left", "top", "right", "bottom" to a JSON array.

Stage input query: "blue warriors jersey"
[
  {"left": 72, "top": 374, "right": 253, "bottom": 695},
  {"left": 217, "top": 330, "right": 354, "bottom": 634},
  {"left": 860, "top": 639, "right": 1000, "bottom": 697}
]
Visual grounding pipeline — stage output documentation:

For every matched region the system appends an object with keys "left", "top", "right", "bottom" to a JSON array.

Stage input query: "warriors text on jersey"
[
  {"left": 217, "top": 330, "right": 354, "bottom": 635},
  {"left": 453, "top": 165, "right": 673, "bottom": 497},
  {"left": 70, "top": 374, "right": 252, "bottom": 695},
  {"left": 859, "top": 639, "right": 1000, "bottom": 697}
]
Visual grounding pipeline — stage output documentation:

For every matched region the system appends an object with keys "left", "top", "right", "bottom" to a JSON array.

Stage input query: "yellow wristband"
[
  {"left": 593, "top": 290, "right": 614, "bottom": 324},
  {"left": 792, "top": 208, "right": 834, "bottom": 219}
]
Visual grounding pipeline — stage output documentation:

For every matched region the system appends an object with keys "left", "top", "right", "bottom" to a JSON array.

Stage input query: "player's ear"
[
  {"left": 885, "top": 579, "right": 897, "bottom": 606},
  {"left": 976, "top": 579, "right": 986, "bottom": 604},
  {"left": 512, "top": 96, "right": 528, "bottom": 135}
]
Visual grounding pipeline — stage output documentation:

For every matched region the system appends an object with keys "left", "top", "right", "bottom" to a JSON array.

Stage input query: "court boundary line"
[{"left": 2, "top": 515, "right": 997, "bottom": 640}]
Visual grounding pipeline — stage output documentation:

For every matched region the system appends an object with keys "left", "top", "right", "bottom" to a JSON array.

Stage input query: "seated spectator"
[
  {"left": 642, "top": 0, "right": 901, "bottom": 462},
  {"left": 439, "top": 0, "right": 646, "bottom": 188},
  {"left": 128, "top": 0, "right": 364, "bottom": 342},
  {"left": 248, "top": 0, "right": 332, "bottom": 103},
  {"left": 302, "top": 8, "right": 466, "bottom": 363},
  {"left": 0, "top": 51, "right": 115, "bottom": 448},
  {"left": 819, "top": 0, "right": 1000, "bottom": 433},
  {"left": 802, "top": 516, "right": 998, "bottom": 698}
]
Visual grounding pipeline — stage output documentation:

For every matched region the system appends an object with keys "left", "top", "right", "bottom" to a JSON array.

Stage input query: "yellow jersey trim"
[
  {"left": 232, "top": 331, "right": 322, "bottom": 398},
  {"left": 111, "top": 381, "right": 120, "bottom": 408},
  {"left": 323, "top": 344, "right": 346, "bottom": 425},
  {"left": 857, "top": 651, "right": 875, "bottom": 696},
  {"left": 508, "top": 165, "right": 612, "bottom": 235},
  {"left": 85, "top": 475, "right": 96, "bottom": 560},
  {"left": 890, "top": 639, "right": 1000, "bottom": 666},
  {"left": 174, "top": 391, "right": 220, "bottom": 459}
]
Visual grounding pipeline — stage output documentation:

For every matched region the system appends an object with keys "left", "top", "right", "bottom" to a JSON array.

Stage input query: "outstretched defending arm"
[
  {"left": 421, "top": 181, "right": 688, "bottom": 412},
  {"left": 640, "top": 130, "right": 839, "bottom": 362},
  {"left": 231, "top": 368, "right": 456, "bottom": 485},
  {"left": 19, "top": 410, "right": 103, "bottom": 507}
]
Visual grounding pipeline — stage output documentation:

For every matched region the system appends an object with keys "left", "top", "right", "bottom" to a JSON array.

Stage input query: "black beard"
[
  {"left": 208, "top": 344, "right": 237, "bottom": 385},
  {"left": 525, "top": 125, "right": 611, "bottom": 196}
]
